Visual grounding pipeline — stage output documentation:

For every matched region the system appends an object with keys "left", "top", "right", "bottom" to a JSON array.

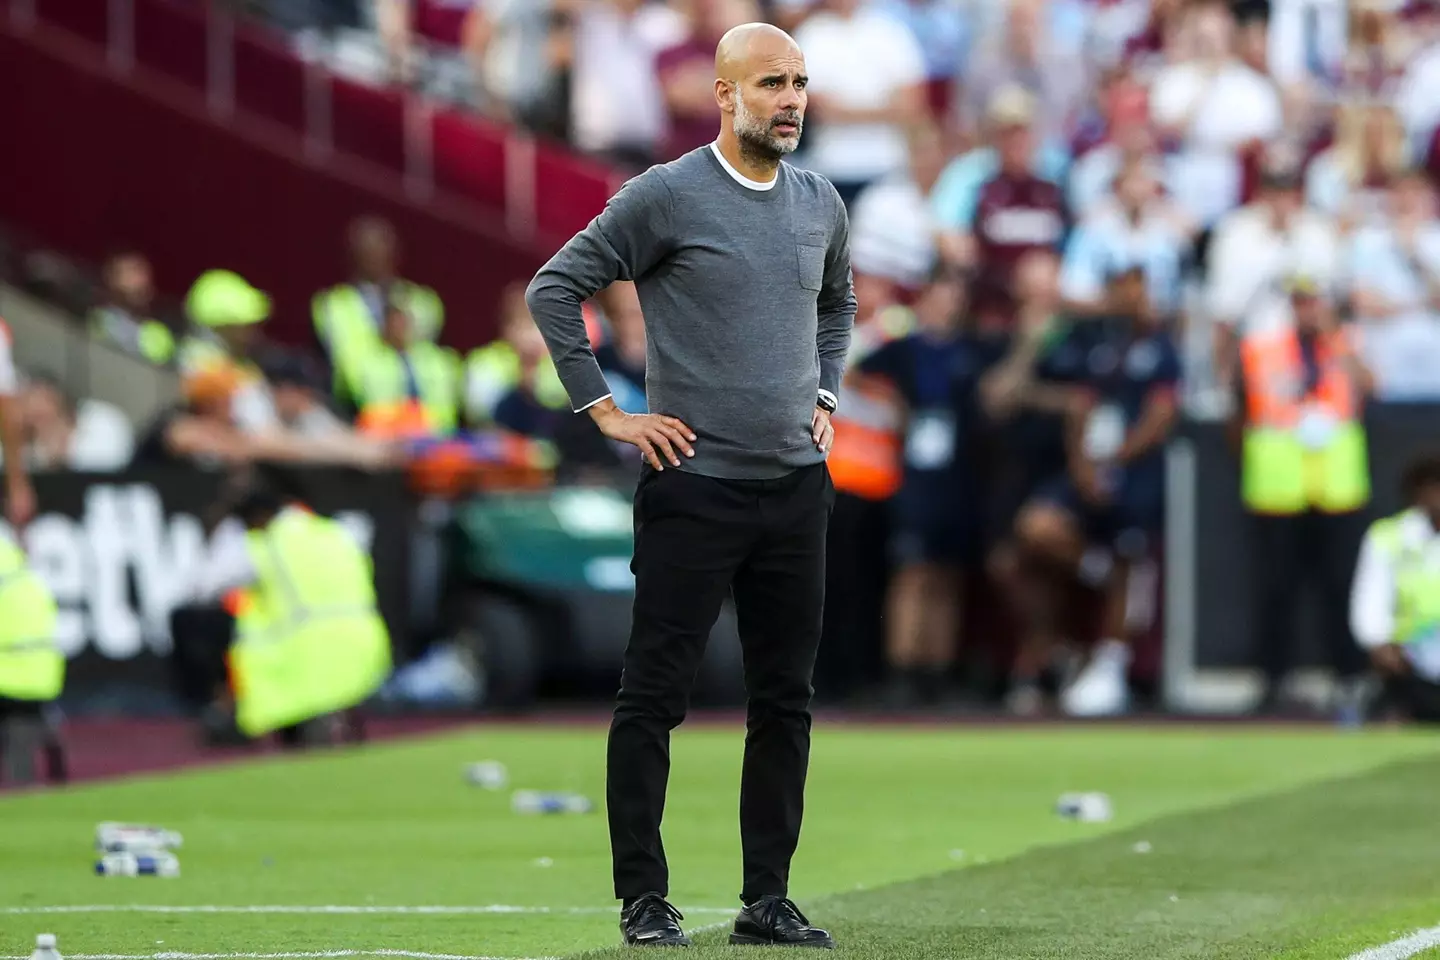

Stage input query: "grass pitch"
[{"left": 2, "top": 723, "right": 1439, "bottom": 959}]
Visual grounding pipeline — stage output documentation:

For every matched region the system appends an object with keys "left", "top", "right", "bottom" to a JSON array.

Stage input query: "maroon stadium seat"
[
  {"left": 134, "top": 0, "right": 207, "bottom": 92},
  {"left": 430, "top": 109, "right": 507, "bottom": 213},
  {"left": 234, "top": 27, "right": 306, "bottom": 136},
  {"left": 34, "top": 0, "right": 107, "bottom": 46},
  {"left": 330, "top": 77, "right": 408, "bottom": 177}
]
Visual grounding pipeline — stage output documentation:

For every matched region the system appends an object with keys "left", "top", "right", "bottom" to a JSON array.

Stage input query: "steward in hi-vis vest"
[{"left": 1232, "top": 274, "right": 1373, "bottom": 715}]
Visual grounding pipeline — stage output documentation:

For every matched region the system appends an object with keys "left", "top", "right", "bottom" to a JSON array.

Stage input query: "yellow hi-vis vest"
[
  {"left": 463, "top": 341, "right": 569, "bottom": 425},
  {"left": 1370, "top": 510, "right": 1440, "bottom": 647},
  {"left": 312, "top": 282, "right": 445, "bottom": 403},
  {"left": 356, "top": 341, "right": 462, "bottom": 436},
  {"left": 0, "top": 534, "right": 63, "bottom": 702},
  {"left": 1240, "top": 326, "right": 1370, "bottom": 515},
  {"left": 228, "top": 509, "right": 391, "bottom": 738}
]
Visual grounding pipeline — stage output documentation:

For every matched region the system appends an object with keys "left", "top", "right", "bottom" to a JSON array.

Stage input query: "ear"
[{"left": 715, "top": 78, "right": 735, "bottom": 115}]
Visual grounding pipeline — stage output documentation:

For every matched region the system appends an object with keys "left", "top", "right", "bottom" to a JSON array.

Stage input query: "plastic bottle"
[
  {"left": 94, "top": 851, "right": 180, "bottom": 876},
  {"left": 31, "top": 934, "right": 61, "bottom": 960},
  {"left": 95, "top": 823, "right": 182, "bottom": 853},
  {"left": 511, "top": 790, "right": 594, "bottom": 815}
]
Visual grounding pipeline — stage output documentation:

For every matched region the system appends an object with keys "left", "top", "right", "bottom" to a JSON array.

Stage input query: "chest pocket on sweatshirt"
[{"left": 796, "top": 231, "right": 827, "bottom": 292}]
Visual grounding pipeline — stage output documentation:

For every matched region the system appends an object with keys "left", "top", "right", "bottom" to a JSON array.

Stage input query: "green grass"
[{"left": 2, "top": 723, "right": 1439, "bottom": 959}]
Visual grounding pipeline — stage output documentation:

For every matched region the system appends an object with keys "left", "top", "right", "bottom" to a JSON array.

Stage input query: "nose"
[{"left": 778, "top": 85, "right": 804, "bottom": 112}]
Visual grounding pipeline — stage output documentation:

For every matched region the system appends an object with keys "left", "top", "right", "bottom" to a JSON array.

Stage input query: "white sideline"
[
  {"left": 1347, "top": 925, "right": 1440, "bottom": 960},
  {"left": 0, "top": 952, "right": 554, "bottom": 960},
  {"left": 0, "top": 905, "right": 735, "bottom": 917}
]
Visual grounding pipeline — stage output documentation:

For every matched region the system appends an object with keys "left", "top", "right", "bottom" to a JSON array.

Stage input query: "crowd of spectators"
[{"left": 14, "top": 0, "right": 1440, "bottom": 716}]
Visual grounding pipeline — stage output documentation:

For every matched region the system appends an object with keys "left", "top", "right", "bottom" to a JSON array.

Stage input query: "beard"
[{"left": 733, "top": 88, "right": 802, "bottom": 164}]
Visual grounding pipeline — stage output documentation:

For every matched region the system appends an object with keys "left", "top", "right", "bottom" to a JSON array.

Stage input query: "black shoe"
[
  {"left": 620, "top": 893, "right": 691, "bottom": 947},
  {"left": 730, "top": 896, "right": 835, "bottom": 948}
]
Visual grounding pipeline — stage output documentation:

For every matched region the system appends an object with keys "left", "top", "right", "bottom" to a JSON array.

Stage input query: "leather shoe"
[
  {"left": 621, "top": 893, "right": 691, "bottom": 947},
  {"left": 729, "top": 896, "right": 835, "bottom": 948}
]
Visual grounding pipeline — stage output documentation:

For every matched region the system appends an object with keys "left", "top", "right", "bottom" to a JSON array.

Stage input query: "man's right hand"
[{"left": 590, "top": 400, "right": 696, "bottom": 470}]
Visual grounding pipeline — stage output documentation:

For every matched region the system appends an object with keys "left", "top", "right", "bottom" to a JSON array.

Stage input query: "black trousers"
[
  {"left": 1251, "top": 509, "right": 1366, "bottom": 688},
  {"left": 170, "top": 603, "right": 236, "bottom": 712},
  {"left": 1387, "top": 674, "right": 1440, "bottom": 723},
  {"left": 609, "top": 461, "right": 834, "bottom": 903}
]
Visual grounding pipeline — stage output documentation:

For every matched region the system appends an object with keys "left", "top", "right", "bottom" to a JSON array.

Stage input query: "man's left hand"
[{"left": 812, "top": 407, "right": 834, "bottom": 454}]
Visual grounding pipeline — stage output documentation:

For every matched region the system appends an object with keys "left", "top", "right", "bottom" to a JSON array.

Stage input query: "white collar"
[{"left": 710, "top": 143, "right": 777, "bottom": 192}]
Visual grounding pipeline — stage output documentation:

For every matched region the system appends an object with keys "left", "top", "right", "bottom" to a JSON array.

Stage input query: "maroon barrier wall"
[{"left": 0, "top": 22, "right": 550, "bottom": 350}]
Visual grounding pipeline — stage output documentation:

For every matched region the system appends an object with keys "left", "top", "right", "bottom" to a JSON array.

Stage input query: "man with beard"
[{"left": 526, "top": 21, "right": 853, "bottom": 951}]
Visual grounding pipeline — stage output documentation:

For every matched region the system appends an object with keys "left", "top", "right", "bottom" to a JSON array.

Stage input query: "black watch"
[{"left": 816, "top": 391, "right": 837, "bottom": 413}]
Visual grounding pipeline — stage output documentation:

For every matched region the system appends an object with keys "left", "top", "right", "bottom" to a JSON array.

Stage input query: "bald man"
[{"left": 527, "top": 22, "right": 853, "bottom": 950}]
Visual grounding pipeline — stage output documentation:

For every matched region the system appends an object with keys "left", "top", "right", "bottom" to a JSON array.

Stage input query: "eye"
[{"left": 795, "top": 80, "right": 807, "bottom": 89}]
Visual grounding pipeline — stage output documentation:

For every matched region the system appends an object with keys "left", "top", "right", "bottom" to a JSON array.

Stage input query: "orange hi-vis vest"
[
  {"left": 827, "top": 378, "right": 905, "bottom": 501},
  {"left": 1239, "top": 325, "right": 1370, "bottom": 515}
]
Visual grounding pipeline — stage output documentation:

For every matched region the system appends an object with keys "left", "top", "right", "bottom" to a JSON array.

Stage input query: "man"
[
  {"left": 1003, "top": 266, "right": 1180, "bottom": 716},
  {"left": 854, "top": 266, "right": 976, "bottom": 708},
  {"left": 525, "top": 21, "right": 853, "bottom": 949},
  {"left": 1351, "top": 453, "right": 1440, "bottom": 723},
  {"left": 354, "top": 305, "right": 463, "bottom": 438},
  {"left": 312, "top": 217, "right": 445, "bottom": 408},
  {"left": 172, "top": 479, "right": 391, "bottom": 746},
  {"left": 932, "top": 85, "right": 1069, "bottom": 332},
  {"left": 1232, "top": 275, "right": 1372, "bottom": 715}
]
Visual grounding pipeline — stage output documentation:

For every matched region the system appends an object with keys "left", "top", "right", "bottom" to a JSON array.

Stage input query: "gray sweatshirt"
[{"left": 525, "top": 145, "right": 857, "bottom": 480}]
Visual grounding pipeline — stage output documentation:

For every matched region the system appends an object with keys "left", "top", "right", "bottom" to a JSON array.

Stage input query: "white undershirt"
[{"left": 709, "top": 142, "right": 776, "bottom": 191}]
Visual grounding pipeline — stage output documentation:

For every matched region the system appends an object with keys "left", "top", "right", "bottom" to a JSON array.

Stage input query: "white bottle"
[{"left": 32, "top": 934, "right": 61, "bottom": 960}]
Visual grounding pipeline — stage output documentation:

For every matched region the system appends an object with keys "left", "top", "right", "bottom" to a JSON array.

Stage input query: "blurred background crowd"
[{"left": 6, "top": 0, "right": 1440, "bottom": 727}]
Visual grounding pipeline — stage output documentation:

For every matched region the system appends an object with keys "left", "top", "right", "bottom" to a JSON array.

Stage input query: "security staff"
[
  {"left": 0, "top": 527, "right": 63, "bottom": 783},
  {"left": 174, "top": 484, "right": 391, "bottom": 744},
  {"left": 312, "top": 218, "right": 444, "bottom": 408},
  {"left": 463, "top": 284, "right": 569, "bottom": 427},
  {"left": 1233, "top": 275, "right": 1373, "bottom": 713},
  {"left": 1350, "top": 454, "right": 1440, "bottom": 722},
  {"left": 354, "top": 304, "right": 462, "bottom": 438}
]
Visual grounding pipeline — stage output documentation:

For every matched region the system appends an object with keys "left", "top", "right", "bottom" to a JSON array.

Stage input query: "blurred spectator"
[
  {"left": 1207, "top": 158, "right": 1341, "bottom": 387},
  {"left": 1061, "top": 158, "right": 1193, "bottom": 320},
  {"left": 1230, "top": 274, "right": 1373, "bottom": 715},
  {"left": 354, "top": 303, "right": 463, "bottom": 438},
  {"left": 1306, "top": 103, "right": 1412, "bottom": 230},
  {"left": 849, "top": 122, "right": 947, "bottom": 291},
  {"left": 464, "top": 283, "right": 569, "bottom": 426},
  {"left": 793, "top": 0, "right": 927, "bottom": 203},
  {"left": 1149, "top": 1, "right": 1282, "bottom": 227},
  {"left": 468, "top": 0, "right": 567, "bottom": 130},
  {"left": 657, "top": 0, "right": 759, "bottom": 160},
  {"left": 932, "top": 86, "right": 1068, "bottom": 330},
  {"left": 179, "top": 268, "right": 284, "bottom": 434},
  {"left": 262, "top": 352, "right": 365, "bottom": 438},
  {"left": 88, "top": 251, "right": 176, "bottom": 366},
  {"left": 1066, "top": 83, "right": 1175, "bottom": 221},
  {"left": 957, "top": 0, "right": 1090, "bottom": 151},
  {"left": 853, "top": 265, "right": 974, "bottom": 708},
  {"left": 1396, "top": 1, "right": 1440, "bottom": 155},
  {"left": 1337, "top": 0, "right": 1410, "bottom": 101},
  {"left": 594, "top": 290, "right": 649, "bottom": 414},
  {"left": 870, "top": 0, "right": 971, "bottom": 117},
  {"left": 569, "top": 0, "right": 687, "bottom": 167},
  {"left": 1346, "top": 168, "right": 1440, "bottom": 399},
  {"left": 136, "top": 365, "right": 393, "bottom": 469},
  {"left": 1003, "top": 265, "right": 1181, "bottom": 716},
  {"left": 11, "top": 373, "right": 133, "bottom": 472},
  {"left": 313, "top": 217, "right": 445, "bottom": 409}
]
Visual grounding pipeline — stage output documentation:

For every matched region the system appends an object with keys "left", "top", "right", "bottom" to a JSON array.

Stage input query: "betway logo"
[{"left": 2, "top": 484, "right": 374, "bottom": 661}]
